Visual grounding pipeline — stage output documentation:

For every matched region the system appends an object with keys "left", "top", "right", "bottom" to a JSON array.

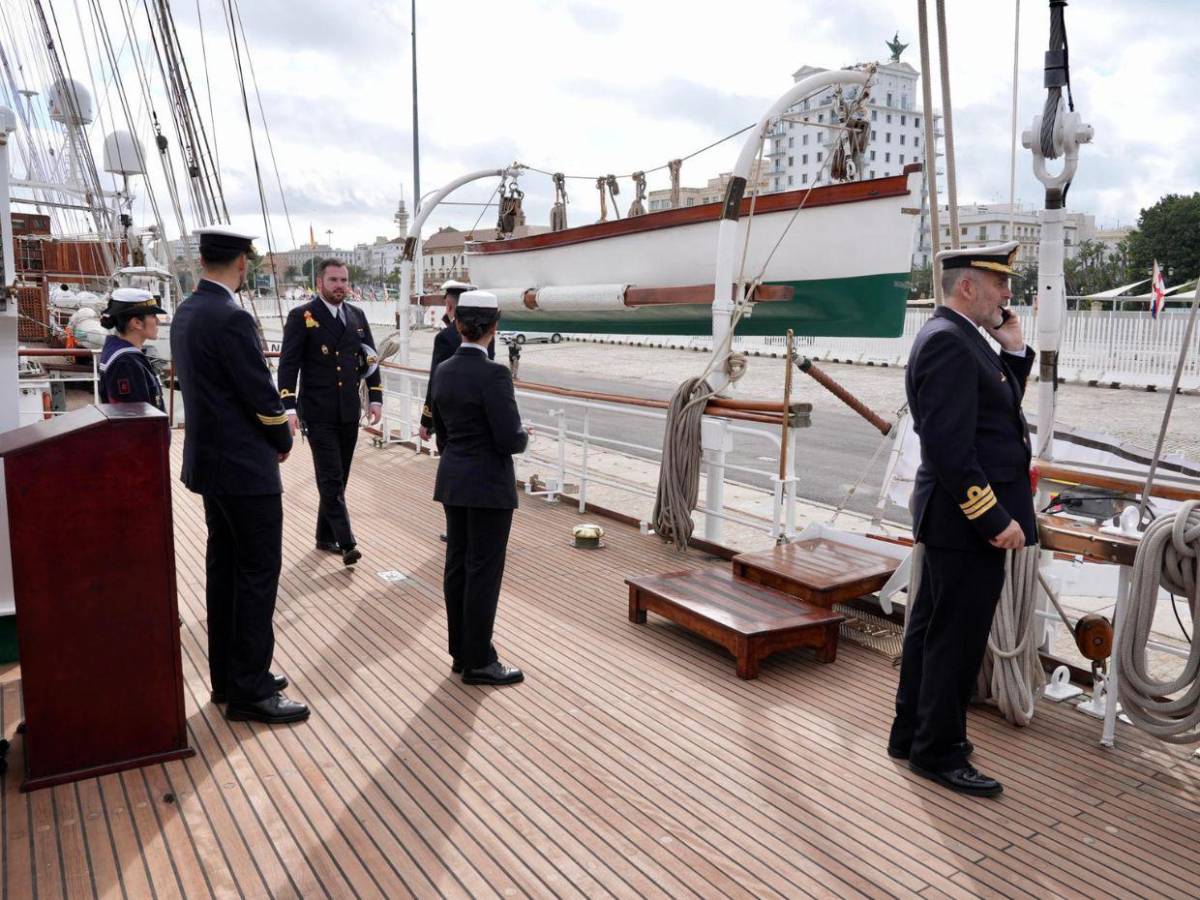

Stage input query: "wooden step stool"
[
  {"left": 732, "top": 538, "right": 899, "bottom": 609},
  {"left": 626, "top": 569, "right": 844, "bottom": 679}
]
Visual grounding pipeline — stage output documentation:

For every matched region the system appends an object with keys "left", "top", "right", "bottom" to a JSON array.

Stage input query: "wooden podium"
[{"left": 0, "top": 404, "right": 193, "bottom": 791}]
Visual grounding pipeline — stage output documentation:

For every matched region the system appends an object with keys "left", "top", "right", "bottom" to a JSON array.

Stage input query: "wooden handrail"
[
  {"left": 1036, "top": 460, "right": 1200, "bottom": 503},
  {"left": 19, "top": 347, "right": 95, "bottom": 358}
]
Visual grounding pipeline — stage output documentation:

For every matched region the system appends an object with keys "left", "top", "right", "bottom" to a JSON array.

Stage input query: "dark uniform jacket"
[
  {"left": 277, "top": 298, "right": 382, "bottom": 424},
  {"left": 420, "top": 319, "right": 494, "bottom": 431},
  {"left": 170, "top": 278, "right": 292, "bottom": 495},
  {"left": 431, "top": 347, "right": 527, "bottom": 509},
  {"left": 98, "top": 335, "right": 164, "bottom": 411},
  {"left": 908, "top": 307, "right": 1037, "bottom": 551}
]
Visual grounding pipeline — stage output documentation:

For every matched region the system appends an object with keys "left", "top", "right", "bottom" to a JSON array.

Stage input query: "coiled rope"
[
  {"left": 978, "top": 547, "right": 1045, "bottom": 726},
  {"left": 1117, "top": 501, "right": 1200, "bottom": 743}
]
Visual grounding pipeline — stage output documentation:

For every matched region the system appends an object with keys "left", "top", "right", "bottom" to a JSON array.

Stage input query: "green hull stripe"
[{"left": 497, "top": 272, "right": 910, "bottom": 338}]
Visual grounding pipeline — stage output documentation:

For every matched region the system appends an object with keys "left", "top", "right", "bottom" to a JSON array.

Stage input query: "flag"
[
  {"left": 309, "top": 223, "right": 316, "bottom": 249},
  {"left": 1150, "top": 260, "right": 1166, "bottom": 319}
]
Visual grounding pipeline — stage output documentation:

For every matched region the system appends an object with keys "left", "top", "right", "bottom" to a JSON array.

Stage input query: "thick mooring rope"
[
  {"left": 978, "top": 547, "right": 1045, "bottom": 726},
  {"left": 1117, "top": 501, "right": 1200, "bottom": 743}
]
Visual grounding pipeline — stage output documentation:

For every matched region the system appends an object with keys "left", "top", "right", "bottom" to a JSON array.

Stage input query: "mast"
[{"left": 410, "top": 0, "right": 421, "bottom": 216}]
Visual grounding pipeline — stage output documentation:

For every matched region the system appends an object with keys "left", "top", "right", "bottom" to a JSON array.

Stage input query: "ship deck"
[{"left": 3, "top": 439, "right": 1199, "bottom": 899}]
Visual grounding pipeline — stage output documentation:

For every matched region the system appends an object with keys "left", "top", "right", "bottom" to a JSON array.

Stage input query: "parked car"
[{"left": 500, "top": 331, "right": 563, "bottom": 345}]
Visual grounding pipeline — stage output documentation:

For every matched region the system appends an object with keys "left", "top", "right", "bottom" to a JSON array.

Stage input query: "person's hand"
[
  {"left": 368, "top": 402, "right": 382, "bottom": 425},
  {"left": 524, "top": 422, "right": 535, "bottom": 439},
  {"left": 989, "top": 519, "right": 1025, "bottom": 550},
  {"left": 288, "top": 414, "right": 299, "bottom": 437},
  {"left": 419, "top": 425, "right": 431, "bottom": 441},
  {"left": 983, "top": 308, "right": 1025, "bottom": 353},
  {"left": 278, "top": 451, "right": 290, "bottom": 463}
]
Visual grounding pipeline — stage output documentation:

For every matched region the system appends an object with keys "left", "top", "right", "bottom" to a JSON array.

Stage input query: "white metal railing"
[
  {"left": 567, "top": 307, "right": 1200, "bottom": 390},
  {"left": 376, "top": 365, "right": 802, "bottom": 543}
]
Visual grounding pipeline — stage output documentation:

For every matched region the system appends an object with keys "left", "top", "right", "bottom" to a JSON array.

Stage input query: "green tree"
[
  {"left": 347, "top": 264, "right": 369, "bottom": 285},
  {"left": 284, "top": 265, "right": 299, "bottom": 282},
  {"left": 1126, "top": 193, "right": 1200, "bottom": 284},
  {"left": 908, "top": 264, "right": 932, "bottom": 300}
]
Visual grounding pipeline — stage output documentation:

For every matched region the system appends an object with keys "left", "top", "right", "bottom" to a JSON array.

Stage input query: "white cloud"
[{"left": 5, "top": 0, "right": 1195, "bottom": 249}]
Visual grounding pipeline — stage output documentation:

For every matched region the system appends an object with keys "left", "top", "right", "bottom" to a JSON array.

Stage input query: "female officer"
[
  {"left": 98, "top": 287, "right": 167, "bottom": 410},
  {"left": 430, "top": 290, "right": 529, "bottom": 685}
]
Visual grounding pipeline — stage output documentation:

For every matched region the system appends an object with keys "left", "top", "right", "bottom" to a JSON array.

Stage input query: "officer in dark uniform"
[
  {"left": 97, "top": 287, "right": 166, "bottom": 410},
  {"left": 418, "top": 279, "right": 493, "bottom": 443},
  {"left": 170, "top": 225, "right": 308, "bottom": 725},
  {"left": 430, "top": 290, "right": 528, "bottom": 686},
  {"left": 888, "top": 241, "right": 1036, "bottom": 797},
  {"left": 276, "top": 258, "right": 382, "bottom": 566}
]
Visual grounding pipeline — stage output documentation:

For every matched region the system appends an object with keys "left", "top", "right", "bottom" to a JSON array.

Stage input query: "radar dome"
[
  {"left": 47, "top": 78, "right": 94, "bottom": 126},
  {"left": 103, "top": 131, "right": 146, "bottom": 176}
]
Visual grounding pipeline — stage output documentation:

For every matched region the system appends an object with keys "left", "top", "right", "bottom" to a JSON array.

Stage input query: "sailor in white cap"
[
  {"left": 888, "top": 240, "right": 1035, "bottom": 797},
  {"left": 430, "top": 289, "right": 529, "bottom": 685},
  {"left": 419, "top": 278, "right": 492, "bottom": 442},
  {"left": 97, "top": 287, "right": 166, "bottom": 410},
  {"left": 170, "top": 224, "right": 307, "bottom": 725}
]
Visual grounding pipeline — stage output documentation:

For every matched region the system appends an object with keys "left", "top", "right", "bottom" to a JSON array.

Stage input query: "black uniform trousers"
[
  {"left": 889, "top": 544, "right": 1007, "bottom": 771},
  {"left": 202, "top": 494, "right": 283, "bottom": 703},
  {"left": 306, "top": 420, "right": 359, "bottom": 548},
  {"left": 442, "top": 505, "right": 513, "bottom": 669}
]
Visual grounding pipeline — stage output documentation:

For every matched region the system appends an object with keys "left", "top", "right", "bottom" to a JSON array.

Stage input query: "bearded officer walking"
[
  {"left": 277, "top": 258, "right": 382, "bottom": 566},
  {"left": 887, "top": 241, "right": 1036, "bottom": 797},
  {"left": 171, "top": 225, "right": 308, "bottom": 724}
]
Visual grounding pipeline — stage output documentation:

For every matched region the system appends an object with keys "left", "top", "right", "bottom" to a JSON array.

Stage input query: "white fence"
[{"left": 574, "top": 308, "right": 1200, "bottom": 391}]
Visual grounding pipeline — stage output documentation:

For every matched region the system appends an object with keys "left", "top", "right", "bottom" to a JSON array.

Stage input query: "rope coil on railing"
[
  {"left": 1117, "top": 501, "right": 1200, "bottom": 743},
  {"left": 978, "top": 547, "right": 1044, "bottom": 726}
]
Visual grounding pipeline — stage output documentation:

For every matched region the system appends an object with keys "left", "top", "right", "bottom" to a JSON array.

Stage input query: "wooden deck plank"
[{"left": 2, "top": 437, "right": 1198, "bottom": 899}]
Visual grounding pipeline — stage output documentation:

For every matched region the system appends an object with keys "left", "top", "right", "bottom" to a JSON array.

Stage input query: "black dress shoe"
[
  {"left": 438, "top": 532, "right": 448, "bottom": 543},
  {"left": 451, "top": 660, "right": 464, "bottom": 674},
  {"left": 342, "top": 545, "right": 362, "bottom": 566},
  {"left": 462, "top": 660, "right": 524, "bottom": 686},
  {"left": 211, "top": 673, "right": 288, "bottom": 704},
  {"left": 910, "top": 762, "right": 1002, "bottom": 797},
  {"left": 225, "top": 692, "right": 310, "bottom": 724},
  {"left": 887, "top": 740, "right": 974, "bottom": 761},
  {"left": 316, "top": 540, "right": 340, "bottom": 553}
]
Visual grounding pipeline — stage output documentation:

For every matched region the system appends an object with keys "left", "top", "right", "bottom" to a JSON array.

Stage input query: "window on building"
[
  {"left": 871, "top": 110, "right": 877, "bottom": 121},
  {"left": 871, "top": 130, "right": 876, "bottom": 140},
  {"left": 817, "top": 132, "right": 824, "bottom": 143},
  {"left": 817, "top": 151, "right": 823, "bottom": 162},
  {"left": 886, "top": 132, "right": 891, "bottom": 143},
  {"left": 979, "top": 226, "right": 988, "bottom": 240},
  {"left": 788, "top": 157, "right": 793, "bottom": 166},
  {"left": 961, "top": 226, "right": 968, "bottom": 236},
  {"left": 869, "top": 170, "right": 875, "bottom": 178},
  {"left": 915, "top": 116, "right": 921, "bottom": 128},
  {"left": 818, "top": 113, "right": 824, "bottom": 122},
  {"left": 802, "top": 133, "right": 808, "bottom": 145},
  {"left": 1001, "top": 226, "right": 1007, "bottom": 238},
  {"left": 788, "top": 175, "right": 794, "bottom": 186},
  {"left": 802, "top": 173, "right": 808, "bottom": 184},
  {"left": 887, "top": 92, "right": 893, "bottom": 105},
  {"left": 885, "top": 152, "right": 890, "bottom": 162},
  {"left": 899, "top": 154, "right": 905, "bottom": 164},
  {"left": 900, "top": 134, "right": 906, "bottom": 145},
  {"left": 914, "top": 136, "right": 920, "bottom": 148},
  {"left": 901, "top": 115, "right": 907, "bottom": 126},
  {"left": 788, "top": 136, "right": 794, "bottom": 148},
  {"left": 686, "top": 198, "right": 694, "bottom": 206},
  {"left": 802, "top": 154, "right": 808, "bottom": 164},
  {"left": 886, "top": 113, "right": 892, "bottom": 124},
  {"left": 870, "top": 150, "right": 876, "bottom": 161}
]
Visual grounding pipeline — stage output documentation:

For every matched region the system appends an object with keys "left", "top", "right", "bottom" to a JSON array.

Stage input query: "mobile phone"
[{"left": 991, "top": 306, "right": 1012, "bottom": 328}]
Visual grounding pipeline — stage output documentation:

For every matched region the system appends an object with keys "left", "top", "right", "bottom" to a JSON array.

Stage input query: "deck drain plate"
[
  {"left": 377, "top": 570, "right": 410, "bottom": 583},
  {"left": 833, "top": 603, "right": 903, "bottom": 665}
]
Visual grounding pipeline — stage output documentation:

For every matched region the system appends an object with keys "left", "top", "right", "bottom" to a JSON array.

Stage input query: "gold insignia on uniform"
[
  {"left": 256, "top": 411, "right": 289, "bottom": 426},
  {"left": 421, "top": 403, "right": 431, "bottom": 417},
  {"left": 370, "top": 386, "right": 383, "bottom": 393},
  {"left": 280, "top": 389, "right": 293, "bottom": 398},
  {"left": 960, "top": 485, "right": 997, "bottom": 520},
  {"left": 321, "top": 344, "right": 330, "bottom": 355},
  {"left": 304, "top": 310, "right": 318, "bottom": 328}
]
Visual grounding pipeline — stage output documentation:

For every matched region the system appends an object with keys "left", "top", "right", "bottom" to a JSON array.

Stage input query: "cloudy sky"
[{"left": 9, "top": 0, "right": 1199, "bottom": 250}]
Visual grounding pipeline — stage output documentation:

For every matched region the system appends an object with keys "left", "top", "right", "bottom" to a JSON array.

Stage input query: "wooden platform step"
[
  {"left": 732, "top": 538, "right": 900, "bottom": 609},
  {"left": 626, "top": 570, "right": 844, "bottom": 679}
]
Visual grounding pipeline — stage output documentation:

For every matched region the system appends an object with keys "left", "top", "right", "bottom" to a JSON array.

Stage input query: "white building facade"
[{"left": 917, "top": 203, "right": 1098, "bottom": 268}]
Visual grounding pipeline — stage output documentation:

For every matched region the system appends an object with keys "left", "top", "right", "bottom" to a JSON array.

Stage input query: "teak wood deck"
[{"left": 3, "top": 440, "right": 1200, "bottom": 899}]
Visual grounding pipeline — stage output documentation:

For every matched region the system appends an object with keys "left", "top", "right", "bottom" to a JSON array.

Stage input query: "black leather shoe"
[
  {"left": 462, "top": 660, "right": 524, "bottom": 685},
  {"left": 316, "top": 540, "right": 340, "bottom": 553},
  {"left": 211, "top": 673, "right": 288, "bottom": 704},
  {"left": 438, "top": 532, "right": 448, "bottom": 543},
  {"left": 887, "top": 740, "right": 974, "bottom": 761},
  {"left": 225, "top": 693, "right": 310, "bottom": 724},
  {"left": 451, "top": 660, "right": 464, "bottom": 674},
  {"left": 910, "top": 762, "right": 1002, "bottom": 797},
  {"left": 342, "top": 546, "right": 362, "bottom": 566}
]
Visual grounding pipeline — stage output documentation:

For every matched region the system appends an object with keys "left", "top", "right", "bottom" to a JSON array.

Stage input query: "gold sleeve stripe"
[
  {"left": 960, "top": 486, "right": 997, "bottom": 516},
  {"left": 369, "top": 386, "right": 383, "bottom": 392},
  {"left": 964, "top": 495, "right": 998, "bottom": 520},
  {"left": 256, "top": 412, "right": 289, "bottom": 426}
]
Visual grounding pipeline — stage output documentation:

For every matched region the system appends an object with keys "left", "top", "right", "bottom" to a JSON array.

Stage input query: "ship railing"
[
  {"left": 375, "top": 361, "right": 801, "bottom": 544},
  {"left": 16, "top": 347, "right": 101, "bottom": 423}
]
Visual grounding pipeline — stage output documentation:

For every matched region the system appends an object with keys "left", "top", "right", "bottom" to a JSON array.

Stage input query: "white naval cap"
[
  {"left": 109, "top": 287, "right": 165, "bottom": 314},
  {"left": 936, "top": 240, "right": 1020, "bottom": 276},
  {"left": 195, "top": 224, "right": 258, "bottom": 256},
  {"left": 440, "top": 278, "right": 476, "bottom": 293},
  {"left": 456, "top": 290, "right": 498, "bottom": 310}
]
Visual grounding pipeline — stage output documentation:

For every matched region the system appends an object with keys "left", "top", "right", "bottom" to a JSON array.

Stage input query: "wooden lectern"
[{"left": 0, "top": 404, "right": 193, "bottom": 791}]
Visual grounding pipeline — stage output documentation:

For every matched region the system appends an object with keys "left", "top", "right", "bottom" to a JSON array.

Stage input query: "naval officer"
[
  {"left": 887, "top": 241, "right": 1036, "bottom": 797},
  {"left": 171, "top": 225, "right": 309, "bottom": 725},
  {"left": 430, "top": 290, "right": 528, "bottom": 685},
  {"left": 98, "top": 287, "right": 166, "bottom": 411},
  {"left": 418, "top": 279, "right": 493, "bottom": 442},
  {"left": 276, "top": 258, "right": 382, "bottom": 566}
]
